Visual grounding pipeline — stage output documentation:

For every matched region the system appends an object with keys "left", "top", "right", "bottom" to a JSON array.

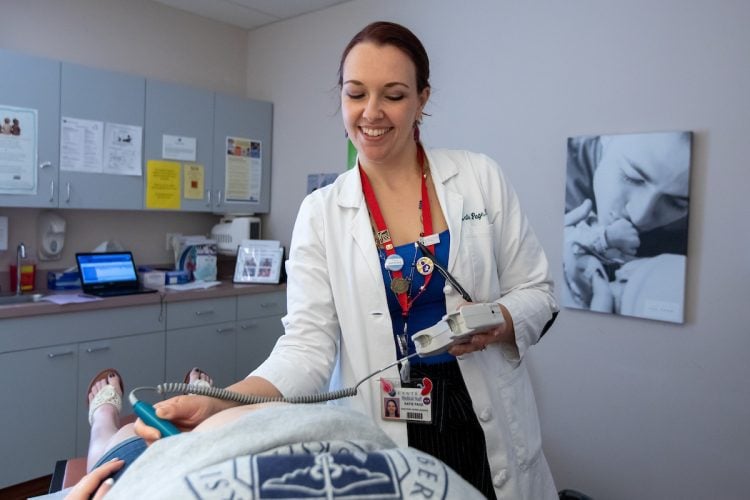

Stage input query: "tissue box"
[
  {"left": 138, "top": 269, "right": 166, "bottom": 290},
  {"left": 47, "top": 270, "right": 81, "bottom": 290}
]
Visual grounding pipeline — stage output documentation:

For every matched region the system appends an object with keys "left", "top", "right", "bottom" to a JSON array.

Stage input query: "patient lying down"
[{"left": 49, "top": 369, "right": 483, "bottom": 499}]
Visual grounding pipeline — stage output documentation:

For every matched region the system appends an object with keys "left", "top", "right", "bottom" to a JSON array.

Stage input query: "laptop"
[{"left": 75, "top": 251, "right": 158, "bottom": 297}]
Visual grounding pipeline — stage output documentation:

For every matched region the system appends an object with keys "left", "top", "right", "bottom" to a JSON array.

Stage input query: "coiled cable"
[{"left": 143, "top": 352, "right": 419, "bottom": 405}]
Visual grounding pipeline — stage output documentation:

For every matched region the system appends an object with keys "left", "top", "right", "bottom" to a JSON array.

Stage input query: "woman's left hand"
[
  {"left": 64, "top": 458, "right": 124, "bottom": 500},
  {"left": 448, "top": 303, "right": 515, "bottom": 356}
]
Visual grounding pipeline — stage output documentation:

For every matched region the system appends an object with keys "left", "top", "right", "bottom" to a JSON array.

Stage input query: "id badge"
[{"left": 380, "top": 377, "right": 433, "bottom": 424}]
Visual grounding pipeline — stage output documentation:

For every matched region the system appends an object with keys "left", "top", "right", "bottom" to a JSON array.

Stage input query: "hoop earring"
[{"left": 413, "top": 123, "right": 420, "bottom": 143}]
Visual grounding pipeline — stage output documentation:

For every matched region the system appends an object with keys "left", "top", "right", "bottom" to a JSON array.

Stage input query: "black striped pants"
[{"left": 407, "top": 361, "right": 497, "bottom": 499}]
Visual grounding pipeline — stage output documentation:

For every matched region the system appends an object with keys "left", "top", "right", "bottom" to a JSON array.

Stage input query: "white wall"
[
  {"left": 0, "top": 0, "right": 248, "bottom": 273},
  {"left": 248, "top": 1, "right": 750, "bottom": 498}
]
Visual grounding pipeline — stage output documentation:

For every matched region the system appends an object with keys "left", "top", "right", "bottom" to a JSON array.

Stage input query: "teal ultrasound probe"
[{"left": 129, "top": 391, "right": 181, "bottom": 437}]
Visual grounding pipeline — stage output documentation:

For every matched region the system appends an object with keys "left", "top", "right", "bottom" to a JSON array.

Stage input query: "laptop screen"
[{"left": 76, "top": 252, "right": 138, "bottom": 287}]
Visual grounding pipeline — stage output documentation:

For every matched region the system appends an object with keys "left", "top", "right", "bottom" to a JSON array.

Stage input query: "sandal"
[
  {"left": 184, "top": 367, "right": 212, "bottom": 393},
  {"left": 87, "top": 368, "right": 124, "bottom": 426}
]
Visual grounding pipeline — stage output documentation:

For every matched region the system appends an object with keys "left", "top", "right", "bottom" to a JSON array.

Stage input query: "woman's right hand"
[
  {"left": 64, "top": 458, "right": 124, "bottom": 500},
  {"left": 134, "top": 394, "right": 224, "bottom": 444}
]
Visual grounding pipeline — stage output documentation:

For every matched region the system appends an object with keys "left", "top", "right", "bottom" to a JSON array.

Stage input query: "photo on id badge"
[{"left": 381, "top": 378, "right": 433, "bottom": 423}]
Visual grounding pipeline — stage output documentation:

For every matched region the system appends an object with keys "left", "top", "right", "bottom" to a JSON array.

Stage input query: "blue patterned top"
[{"left": 380, "top": 230, "right": 454, "bottom": 365}]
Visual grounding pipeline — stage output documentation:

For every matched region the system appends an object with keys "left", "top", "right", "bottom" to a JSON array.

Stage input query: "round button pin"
[
  {"left": 384, "top": 254, "right": 404, "bottom": 272},
  {"left": 416, "top": 256, "right": 434, "bottom": 276}
]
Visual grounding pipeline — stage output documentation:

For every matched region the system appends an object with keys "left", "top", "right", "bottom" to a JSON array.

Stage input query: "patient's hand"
[{"left": 65, "top": 458, "right": 123, "bottom": 500}]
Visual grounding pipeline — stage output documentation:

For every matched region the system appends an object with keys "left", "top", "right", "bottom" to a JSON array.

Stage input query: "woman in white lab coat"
[{"left": 139, "top": 21, "right": 558, "bottom": 500}]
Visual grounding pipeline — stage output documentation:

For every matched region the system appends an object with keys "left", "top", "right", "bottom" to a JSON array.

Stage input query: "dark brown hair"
[{"left": 337, "top": 21, "right": 430, "bottom": 93}]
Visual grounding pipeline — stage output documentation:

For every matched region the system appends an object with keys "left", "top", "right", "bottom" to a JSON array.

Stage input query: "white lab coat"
[{"left": 252, "top": 148, "right": 559, "bottom": 499}]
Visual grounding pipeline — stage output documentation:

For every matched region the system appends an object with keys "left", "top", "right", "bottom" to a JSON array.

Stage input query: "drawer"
[
  {"left": 0, "top": 304, "right": 163, "bottom": 353},
  {"left": 237, "top": 291, "right": 286, "bottom": 320},
  {"left": 166, "top": 297, "right": 236, "bottom": 330}
]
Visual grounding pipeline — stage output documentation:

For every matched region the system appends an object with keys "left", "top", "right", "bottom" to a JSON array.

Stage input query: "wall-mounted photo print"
[{"left": 563, "top": 131, "right": 692, "bottom": 323}]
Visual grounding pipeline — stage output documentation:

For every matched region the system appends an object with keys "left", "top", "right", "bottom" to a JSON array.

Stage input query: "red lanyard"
[{"left": 360, "top": 145, "right": 434, "bottom": 316}]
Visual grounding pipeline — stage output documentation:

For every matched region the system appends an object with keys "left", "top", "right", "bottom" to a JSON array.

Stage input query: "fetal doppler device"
[{"left": 130, "top": 242, "right": 505, "bottom": 437}]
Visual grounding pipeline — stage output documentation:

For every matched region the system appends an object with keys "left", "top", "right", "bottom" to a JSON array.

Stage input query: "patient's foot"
[
  {"left": 88, "top": 371, "right": 123, "bottom": 427},
  {"left": 185, "top": 367, "right": 213, "bottom": 392},
  {"left": 86, "top": 370, "right": 124, "bottom": 470}
]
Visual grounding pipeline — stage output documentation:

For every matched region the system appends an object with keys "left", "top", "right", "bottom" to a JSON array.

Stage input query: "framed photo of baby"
[{"left": 563, "top": 131, "right": 692, "bottom": 323}]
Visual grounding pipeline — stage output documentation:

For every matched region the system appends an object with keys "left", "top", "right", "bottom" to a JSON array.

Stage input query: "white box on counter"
[{"left": 139, "top": 270, "right": 166, "bottom": 290}]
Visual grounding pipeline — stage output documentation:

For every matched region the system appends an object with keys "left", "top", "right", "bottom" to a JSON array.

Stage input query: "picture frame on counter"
[{"left": 233, "top": 239, "right": 284, "bottom": 284}]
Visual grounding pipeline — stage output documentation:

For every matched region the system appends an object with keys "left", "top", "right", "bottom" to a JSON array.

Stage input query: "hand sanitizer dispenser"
[{"left": 37, "top": 211, "right": 66, "bottom": 261}]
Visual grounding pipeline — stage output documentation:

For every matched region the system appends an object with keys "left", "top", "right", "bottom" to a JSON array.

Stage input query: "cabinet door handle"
[
  {"left": 206, "top": 189, "right": 211, "bottom": 206},
  {"left": 217, "top": 190, "right": 222, "bottom": 206},
  {"left": 260, "top": 302, "right": 277, "bottom": 309},
  {"left": 194, "top": 309, "right": 215, "bottom": 316},
  {"left": 85, "top": 345, "right": 111, "bottom": 354},
  {"left": 240, "top": 322, "right": 257, "bottom": 330},
  {"left": 216, "top": 327, "right": 235, "bottom": 334},
  {"left": 49, "top": 179, "right": 55, "bottom": 202},
  {"left": 40, "top": 161, "right": 52, "bottom": 169},
  {"left": 66, "top": 182, "right": 71, "bottom": 203},
  {"left": 48, "top": 350, "right": 74, "bottom": 359}
]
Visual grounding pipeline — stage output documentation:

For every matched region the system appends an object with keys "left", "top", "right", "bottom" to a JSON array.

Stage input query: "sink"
[{"left": 0, "top": 293, "right": 45, "bottom": 306}]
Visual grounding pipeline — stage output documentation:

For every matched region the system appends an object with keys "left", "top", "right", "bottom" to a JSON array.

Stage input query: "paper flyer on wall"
[
  {"left": 225, "top": 136, "right": 262, "bottom": 202},
  {"left": 104, "top": 122, "right": 143, "bottom": 176},
  {"left": 0, "top": 105, "right": 38, "bottom": 194},
  {"left": 60, "top": 116, "right": 104, "bottom": 173}
]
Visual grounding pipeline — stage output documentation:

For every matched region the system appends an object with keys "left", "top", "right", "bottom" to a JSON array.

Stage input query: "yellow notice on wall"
[
  {"left": 146, "top": 160, "right": 181, "bottom": 209},
  {"left": 183, "top": 163, "right": 204, "bottom": 200}
]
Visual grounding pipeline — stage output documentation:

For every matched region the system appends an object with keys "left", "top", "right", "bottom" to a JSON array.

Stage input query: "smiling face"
[
  {"left": 386, "top": 399, "right": 398, "bottom": 416},
  {"left": 593, "top": 132, "right": 690, "bottom": 232},
  {"left": 341, "top": 42, "right": 430, "bottom": 170}
]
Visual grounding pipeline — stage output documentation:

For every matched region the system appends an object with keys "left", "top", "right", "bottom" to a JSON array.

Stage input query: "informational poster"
[
  {"left": 183, "top": 163, "right": 204, "bottom": 200},
  {"left": 145, "top": 160, "right": 181, "bottom": 209},
  {"left": 162, "top": 134, "right": 197, "bottom": 162},
  {"left": 60, "top": 117, "right": 104, "bottom": 173},
  {"left": 104, "top": 123, "right": 142, "bottom": 176},
  {"left": 0, "top": 105, "right": 37, "bottom": 194},
  {"left": 225, "top": 136, "right": 261, "bottom": 203}
]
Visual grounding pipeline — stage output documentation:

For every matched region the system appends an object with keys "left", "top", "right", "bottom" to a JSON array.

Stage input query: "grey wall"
[
  {"left": 0, "top": 0, "right": 248, "bottom": 272},
  {"left": 247, "top": 1, "right": 749, "bottom": 498}
]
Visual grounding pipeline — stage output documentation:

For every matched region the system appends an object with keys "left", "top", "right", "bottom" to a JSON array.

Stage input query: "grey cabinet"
[
  {"left": 59, "top": 62, "right": 146, "bottom": 209},
  {"left": 165, "top": 292, "right": 286, "bottom": 386},
  {"left": 0, "top": 289, "right": 284, "bottom": 487},
  {"left": 0, "top": 344, "right": 77, "bottom": 487},
  {"left": 0, "top": 303, "right": 164, "bottom": 488},
  {"left": 236, "top": 291, "right": 285, "bottom": 379},
  {"left": 212, "top": 93, "right": 273, "bottom": 214},
  {"left": 165, "top": 297, "right": 237, "bottom": 388},
  {"left": 1, "top": 49, "right": 273, "bottom": 213},
  {"left": 144, "top": 79, "right": 215, "bottom": 212},
  {"left": 0, "top": 49, "right": 61, "bottom": 208},
  {"left": 76, "top": 331, "right": 165, "bottom": 455}
]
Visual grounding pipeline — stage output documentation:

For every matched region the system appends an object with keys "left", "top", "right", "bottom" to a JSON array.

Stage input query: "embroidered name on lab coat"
[{"left": 462, "top": 209, "right": 488, "bottom": 221}]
